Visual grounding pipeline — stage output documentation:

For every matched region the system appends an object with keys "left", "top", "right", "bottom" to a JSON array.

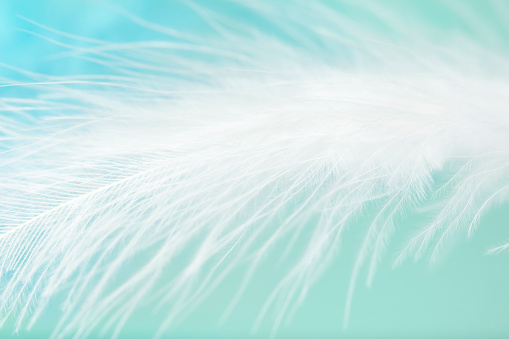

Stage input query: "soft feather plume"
[{"left": 1, "top": 1, "right": 509, "bottom": 338}]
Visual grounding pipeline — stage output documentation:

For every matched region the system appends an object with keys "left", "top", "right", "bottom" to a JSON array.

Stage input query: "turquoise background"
[{"left": 1, "top": 1, "right": 508, "bottom": 338}]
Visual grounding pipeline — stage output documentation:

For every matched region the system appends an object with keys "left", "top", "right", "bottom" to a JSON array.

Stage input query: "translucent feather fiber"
[{"left": 1, "top": 1, "right": 509, "bottom": 338}]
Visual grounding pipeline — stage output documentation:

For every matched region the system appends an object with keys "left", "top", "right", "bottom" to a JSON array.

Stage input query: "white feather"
[{"left": 1, "top": 1, "right": 508, "bottom": 338}]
